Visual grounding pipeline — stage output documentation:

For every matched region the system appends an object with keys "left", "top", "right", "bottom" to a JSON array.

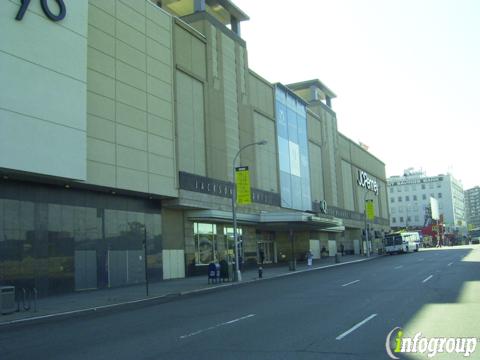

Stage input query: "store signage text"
[
  {"left": 389, "top": 176, "right": 443, "bottom": 186},
  {"left": 178, "top": 171, "right": 281, "bottom": 206},
  {"left": 357, "top": 170, "right": 379, "bottom": 195},
  {"left": 16, "top": 0, "right": 66, "bottom": 22}
]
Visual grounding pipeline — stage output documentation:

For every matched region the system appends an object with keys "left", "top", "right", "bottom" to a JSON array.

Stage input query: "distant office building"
[
  {"left": 465, "top": 186, "right": 480, "bottom": 230},
  {"left": 387, "top": 169, "right": 466, "bottom": 232}
]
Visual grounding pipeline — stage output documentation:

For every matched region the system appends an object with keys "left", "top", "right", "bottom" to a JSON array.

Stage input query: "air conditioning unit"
[{"left": 0, "top": 286, "right": 16, "bottom": 315}]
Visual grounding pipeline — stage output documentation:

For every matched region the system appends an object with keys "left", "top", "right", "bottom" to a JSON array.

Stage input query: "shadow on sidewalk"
[{"left": 0, "top": 253, "right": 375, "bottom": 327}]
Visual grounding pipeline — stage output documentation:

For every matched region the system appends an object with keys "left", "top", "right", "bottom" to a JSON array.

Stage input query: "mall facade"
[{"left": 0, "top": 0, "right": 389, "bottom": 296}]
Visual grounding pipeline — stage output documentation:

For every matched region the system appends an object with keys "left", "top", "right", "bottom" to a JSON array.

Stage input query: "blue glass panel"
[
  {"left": 276, "top": 101, "right": 288, "bottom": 139},
  {"left": 297, "top": 102, "right": 307, "bottom": 117},
  {"left": 280, "top": 171, "right": 292, "bottom": 208},
  {"left": 300, "top": 154, "right": 309, "bottom": 172},
  {"left": 278, "top": 137, "right": 290, "bottom": 173},
  {"left": 291, "top": 175, "right": 302, "bottom": 210},
  {"left": 287, "top": 108, "right": 298, "bottom": 144},
  {"left": 286, "top": 93, "right": 296, "bottom": 110},
  {"left": 275, "top": 87, "right": 286, "bottom": 104},
  {"left": 302, "top": 183, "right": 312, "bottom": 210}
]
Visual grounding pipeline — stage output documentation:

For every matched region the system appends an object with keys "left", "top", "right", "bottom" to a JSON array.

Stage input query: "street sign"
[
  {"left": 365, "top": 200, "right": 375, "bottom": 220},
  {"left": 235, "top": 166, "right": 251, "bottom": 205}
]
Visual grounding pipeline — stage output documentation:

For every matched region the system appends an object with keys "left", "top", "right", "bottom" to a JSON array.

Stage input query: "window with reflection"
[
  {"left": 223, "top": 226, "right": 243, "bottom": 262},
  {"left": 0, "top": 181, "right": 162, "bottom": 296},
  {"left": 194, "top": 223, "right": 217, "bottom": 265}
]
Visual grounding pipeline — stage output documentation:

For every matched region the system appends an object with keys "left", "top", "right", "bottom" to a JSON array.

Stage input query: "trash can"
[
  {"left": 0, "top": 286, "right": 16, "bottom": 315},
  {"left": 334, "top": 253, "right": 340, "bottom": 263}
]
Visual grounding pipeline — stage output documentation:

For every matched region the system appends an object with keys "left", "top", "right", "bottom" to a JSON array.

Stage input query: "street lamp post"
[
  {"left": 232, "top": 140, "right": 267, "bottom": 282},
  {"left": 364, "top": 191, "right": 372, "bottom": 257}
]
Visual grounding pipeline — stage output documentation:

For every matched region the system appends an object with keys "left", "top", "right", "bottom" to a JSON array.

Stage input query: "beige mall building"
[{"left": 0, "top": 0, "right": 389, "bottom": 296}]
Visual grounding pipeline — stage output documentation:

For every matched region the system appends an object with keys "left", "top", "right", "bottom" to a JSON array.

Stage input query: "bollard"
[{"left": 258, "top": 266, "right": 263, "bottom": 278}]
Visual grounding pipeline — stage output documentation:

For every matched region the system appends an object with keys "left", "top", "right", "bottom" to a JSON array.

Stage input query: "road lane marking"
[
  {"left": 179, "top": 314, "right": 255, "bottom": 339},
  {"left": 336, "top": 314, "right": 378, "bottom": 340},
  {"left": 422, "top": 275, "right": 433, "bottom": 283},
  {"left": 447, "top": 262, "right": 453, "bottom": 267},
  {"left": 418, "top": 258, "right": 424, "bottom": 261},
  {"left": 394, "top": 265, "right": 403, "bottom": 269},
  {"left": 341, "top": 280, "right": 360, "bottom": 287}
]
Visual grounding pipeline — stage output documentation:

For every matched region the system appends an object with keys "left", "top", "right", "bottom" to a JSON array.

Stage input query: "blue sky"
[{"left": 233, "top": 0, "right": 479, "bottom": 189}]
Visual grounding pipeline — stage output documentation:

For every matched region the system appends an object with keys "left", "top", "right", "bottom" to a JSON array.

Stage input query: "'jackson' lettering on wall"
[{"left": 16, "top": 0, "right": 66, "bottom": 22}]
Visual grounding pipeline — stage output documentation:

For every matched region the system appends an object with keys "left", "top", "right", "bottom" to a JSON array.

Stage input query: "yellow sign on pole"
[
  {"left": 235, "top": 166, "right": 251, "bottom": 205},
  {"left": 365, "top": 200, "right": 375, "bottom": 220}
]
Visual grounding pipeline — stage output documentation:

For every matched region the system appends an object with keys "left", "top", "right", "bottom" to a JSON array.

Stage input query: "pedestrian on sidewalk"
[
  {"left": 340, "top": 243, "right": 345, "bottom": 256},
  {"left": 321, "top": 246, "right": 327, "bottom": 258},
  {"left": 259, "top": 249, "right": 265, "bottom": 265},
  {"left": 306, "top": 250, "right": 313, "bottom": 267}
]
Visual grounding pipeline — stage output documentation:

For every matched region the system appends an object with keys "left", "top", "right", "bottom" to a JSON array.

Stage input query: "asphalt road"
[{"left": 1, "top": 246, "right": 479, "bottom": 360}]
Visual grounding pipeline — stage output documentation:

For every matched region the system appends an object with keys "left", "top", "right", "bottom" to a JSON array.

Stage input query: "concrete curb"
[{"left": 0, "top": 255, "right": 383, "bottom": 330}]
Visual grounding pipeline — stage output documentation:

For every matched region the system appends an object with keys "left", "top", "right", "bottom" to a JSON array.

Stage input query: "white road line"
[
  {"left": 422, "top": 275, "right": 433, "bottom": 283},
  {"left": 341, "top": 280, "right": 360, "bottom": 287},
  {"left": 179, "top": 314, "right": 255, "bottom": 339},
  {"left": 447, "top": 262, "right": 453, "bottom": 267},
  {"left": 336, "top": 314, "right": 378, "bottom": 340},
  {"left": 394, "top": 265, "right": 403, "bottom": 269}
]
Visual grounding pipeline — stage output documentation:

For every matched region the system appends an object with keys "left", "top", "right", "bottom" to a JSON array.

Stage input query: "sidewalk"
[{"left": 0, "top": 253, "right": 381, "bottom": 328}]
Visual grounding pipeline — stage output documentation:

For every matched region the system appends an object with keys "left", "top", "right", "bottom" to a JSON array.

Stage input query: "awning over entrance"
[
  {"left": 258, "top": 212, "right": 344, "bottom": 232},
  {"left": 186, "top": 210, "right": 258, "bottom": 224},
  {"left": 186, "top": 210, "right": 345, "bottom": 233}
]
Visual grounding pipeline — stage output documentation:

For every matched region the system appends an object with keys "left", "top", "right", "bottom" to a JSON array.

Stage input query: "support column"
[
  {"left": 289, "top": 229, "right": 296, "bottom": 271},
  {"left": 231, "top": 15, "right": 240, "bottom": 36},
  {"left": 326, "top": 96, "right": 332, "bottom": 108}
]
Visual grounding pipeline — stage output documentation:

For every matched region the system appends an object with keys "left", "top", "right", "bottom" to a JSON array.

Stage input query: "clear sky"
[{"left": 233, "top": 0, "right": 479, "bottom": 189}]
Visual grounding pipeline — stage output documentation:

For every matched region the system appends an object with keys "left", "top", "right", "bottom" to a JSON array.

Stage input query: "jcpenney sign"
[{"left": 357, "top": 170, "right": 378, "bottom": 195}]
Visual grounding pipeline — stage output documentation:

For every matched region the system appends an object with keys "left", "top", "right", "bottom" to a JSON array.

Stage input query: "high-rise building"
[
  {"left": 387, "top": 169, "right": 466, "bottom": 233},
  {"left": 465, "top": 186, "right": 480, "bottom": 230}
]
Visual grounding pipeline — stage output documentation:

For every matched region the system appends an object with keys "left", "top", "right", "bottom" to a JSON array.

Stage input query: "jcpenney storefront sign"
[{"left": 357, "top": 170, "right": 379, "bottom": 195}]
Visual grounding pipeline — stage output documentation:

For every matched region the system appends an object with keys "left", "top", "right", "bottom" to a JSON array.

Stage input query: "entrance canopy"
[{"left": 186, "top": 210, "right": 345, "bottom": 233}]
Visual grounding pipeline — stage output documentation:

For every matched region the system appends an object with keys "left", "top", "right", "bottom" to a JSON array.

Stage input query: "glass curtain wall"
[
  {"left": 275, "top": 85, "right": 312, "bottom": 211},
  {"left": 0, "top": 181, "right": 162, "bottom": 297}
]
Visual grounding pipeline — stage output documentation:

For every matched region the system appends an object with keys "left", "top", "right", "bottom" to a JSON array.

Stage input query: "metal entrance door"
[
  {"left": 257, "top": 241, "right": 275, "bottom": 264},
  {"left": 309, "top": 240, "right": 321, "bottom": 259}
]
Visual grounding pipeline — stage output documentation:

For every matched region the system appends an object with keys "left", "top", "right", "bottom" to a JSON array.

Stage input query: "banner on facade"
[
  {"left": 235, "top": 166, "right": 251, "bottom": 205},
  {"left": 365, "top": 199, "right": 375, "bottom": 220}
]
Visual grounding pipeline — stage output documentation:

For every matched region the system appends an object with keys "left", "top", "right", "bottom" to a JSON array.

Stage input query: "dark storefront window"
[{"left": 0, "top": 181, "right": 162, "bottom": 297}]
